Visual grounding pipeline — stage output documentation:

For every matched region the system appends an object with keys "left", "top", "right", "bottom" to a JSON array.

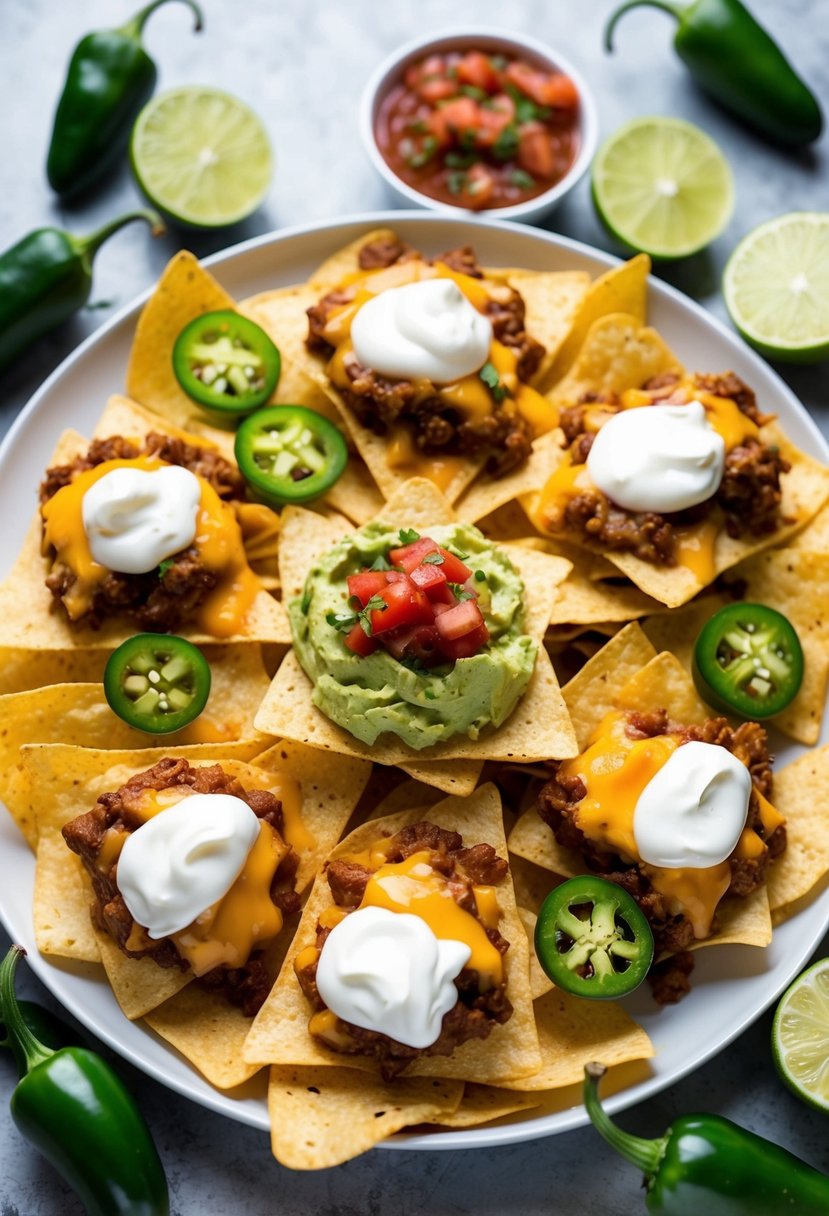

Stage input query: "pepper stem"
[
  {"left": 0, "top": 947, "right": 54, "bottom": 1076},
  {"left": 72, "top": 210, "right": 165, "bottom": 266},
  {"left": 583, "top": 1063, "right": 666, "bottom": 1177},
  {"left": 604, "top": 0, "right": 685, "bottom": 52},
  {"left": 119, "top": 0, "right": 204, "bottom": 40}
]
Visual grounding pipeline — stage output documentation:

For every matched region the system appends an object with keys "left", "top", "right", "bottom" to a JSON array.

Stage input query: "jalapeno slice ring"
[
  {"left": 692, "top": 602, "right": 803, "bottom": 719},
  {"left": 172, "top": 309, "right": 281, "bottom": 415},
  {"left": 234, "top": 405, "right": 348, "bottom": 505},
  {"left": 534, "top": 875, "right": 654, "bottom": 1000},
  {"left": 104, "top": 635, "right": 212, "bottom": 734}
]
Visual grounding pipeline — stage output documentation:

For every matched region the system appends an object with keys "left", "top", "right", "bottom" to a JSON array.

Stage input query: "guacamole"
[{"left": 290, "top": 521, "right": 536, "bottom": 750}]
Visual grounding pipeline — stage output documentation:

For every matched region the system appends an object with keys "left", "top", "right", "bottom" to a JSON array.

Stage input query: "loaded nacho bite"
[{"left": 305, "top": 235, "right": 559, "bottom": 498}]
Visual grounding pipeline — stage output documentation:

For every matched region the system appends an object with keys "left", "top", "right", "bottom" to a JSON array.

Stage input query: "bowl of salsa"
[{"left": 360, "top": 28, "right": 598, "bottom": 224}]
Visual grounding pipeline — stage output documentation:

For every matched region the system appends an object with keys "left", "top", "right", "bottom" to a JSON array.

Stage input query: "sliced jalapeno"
[
  {"left": 692, "top": 602, "right": 803, "bottom": 719},
  {"left": 534, "top": 875, "right": 654, "bottom": 1000},
  {"left": 104, "top": 634, "right": 211, "bottom": 734},
  {"left": 172, "top": 309, "right": 280, "bottom": 415},
  {"left": 234, "top": 405, "right": 348, "bottom": 505}
]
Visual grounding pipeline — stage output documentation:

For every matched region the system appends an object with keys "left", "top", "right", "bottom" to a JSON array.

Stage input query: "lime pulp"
[{"left": 772, "top": 956, "right": 829, "bottom": 1113}]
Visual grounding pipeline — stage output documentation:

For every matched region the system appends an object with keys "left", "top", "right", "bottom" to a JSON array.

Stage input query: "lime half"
[
  {"left": 130, "top": 86, "right": 272, "bottom": 228},
  {"left": 592, "top": 117, "right": 734, "bottom": 260},
  {"left": 724, "top": 213, "right": 829, "bottom": 363},
  {"left": 772, "top": 957, "right": 829, "bottom": 1113}
]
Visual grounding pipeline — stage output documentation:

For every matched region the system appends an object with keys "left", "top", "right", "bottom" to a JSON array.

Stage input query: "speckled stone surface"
[{"left": 1, "top": 2, "right": 828, "bottom": 1211}]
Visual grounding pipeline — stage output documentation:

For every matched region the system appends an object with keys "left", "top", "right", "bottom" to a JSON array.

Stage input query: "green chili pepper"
[
  {"left": 1, "top": 1000, "right": 75, "bottom": 1077},
  {"left": 0, "top": 210, "right": 162, "bottom": 375},
  {"left": 693, "top": 602, "right": 804, "bottom": 720},
  {"left": 234, "top": 406, "right": 349, "bottom": 505},
  {"left": 604, "top": 0, "right": 823, "bottom": 147},
  {"left": 0, "top": 945, "right": 169, "bottom": 1216},
  {"left": 103, "top": 634, "right": 212, "bottom": 734},
  {"left": 584, "top": 1061, "right": 829, "bottom": 1214},
  {"left": 47, "top": 0, "right": 204, "bottom": 198}
]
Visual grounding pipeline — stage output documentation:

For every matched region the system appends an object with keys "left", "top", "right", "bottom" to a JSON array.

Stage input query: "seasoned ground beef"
[
  {"left": 648, "top": 952, "right": 695, "bottom": 1006},
  {"left": 62, "top": 758, "right": 299, "bottom": 1017},
  {"left": 306, "top": 239, "right": 544, "bottom": 477},
  {"left": 548, "top": 374, "right": 789, "bottom": 566},
  {"left": 296, "top": 820, "right": 513, "bottom": 1080},
  {"left": 536, "top": 712, "right": 786, "bottom": 1004},
  {"left": 41, "top": 432, "right": 249, "bottom": 632}
]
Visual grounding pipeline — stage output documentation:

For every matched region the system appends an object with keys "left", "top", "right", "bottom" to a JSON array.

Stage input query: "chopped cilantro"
[
  {"left": 459, "top": 127, "right": 478, "bottom": 151},
  {"left": 504, "top": 84, "right": 550, "bottom": 125},
  {"left": 489, "top": 54, "right": 507, "bottom": 71},
  {"left": 326, "top": 610, "right": 358, "bottom": 633},
  {"left": 328, "top": 593, "right": 386, "bottom": 639},
  {"left": 370, "top": 553, "right": 392, "bottom": 571},
  {"left": 407, "top": 118, "right": 429, "bottom": 135},
  {"left": 359, "top": 594, "right": 386, "bottom": 636},
  {"left": 300, "top": 586, "right": 312, "bottom": 613},
  {"left": 157, "top": 558, "right": 174, "bottom": 579},
  {"left": 446, "top": 170, "right": 468, "bottom": 196},
  {"left": 407, "top": 135, "right": 438, "bottom": 169},
  {"left": 474, "top": 569, "right": 487, "bottom": 582},
  {"left": 492, "top": 123, "right": 519, "bottom": 162},
  {"left": 459, "top": 84, "right": 488, "bottom": 101},
  {"left": 399, "top": 527, "right": 420, "bottom": 545},
  {"left": 444, "top": 150, "right": 479, "bottom": 170},
  {"left": 510, "top": 169, "right": 536, "bottom": 190},
  {"left": 479, "top": 361, "right": 507, "bottom": 403},
  {"left": 448, "top": 582, "right": 475, "bottom": 602},
  {"left": 422, "top": 552, "right": 445, "bottom": 565}
]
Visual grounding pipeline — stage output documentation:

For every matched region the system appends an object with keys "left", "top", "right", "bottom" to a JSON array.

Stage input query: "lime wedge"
[
  {"left": 723, "top": 213, "right": 829, "bottom": 363},
  {"left": 130, "top": 86, "right": 272, "bottom": 228},
  {"left": 772, "top": 957, "right": 829, "bottom": 1113},
  {"left": 592, "top": 117, "right": 734, "bottom": 260}
]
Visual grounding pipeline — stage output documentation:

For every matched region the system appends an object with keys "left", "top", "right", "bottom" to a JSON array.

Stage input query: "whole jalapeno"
[
  {"left": 0, "top": 210, "right": 162, "bottom": 375},
  {"left": 0, "top": 945, "right": 169, "bottom": 1216},
  {"left": 584, "top": 1061, "right": 829, "bottom": 1213},
  {"left": 47, "top": 0, "right": 204, "bottom": 198},
  {"left": 604, "top": 0, "right": 823, "bottom": 148}
]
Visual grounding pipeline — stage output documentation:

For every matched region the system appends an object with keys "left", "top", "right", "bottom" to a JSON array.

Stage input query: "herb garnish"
[
  {"left": 399, "top": 528, "right": 420, "bottom": 545},
  {"left": 370, "top": 553, "right": 392, "bottom": 571},
  {"left": 422, "top": 552, "right": 445, "bottom": 565},
  {"left": 510, "top": 169, "right": 536, "bottom": 190},
  {"left": 327, "top": 593, "right": 387, "bottom": 638},
  {"left": 492, "top": 124, "right": 519, "bottom": 161},
  {"left": 448, "top": 582, "right": 475, "bottom": 602},
  {"left": 479, "top": 361, "right": 508, "bottom": 403},
  {"left": 157, "top": 558, "right": 174, "bottom": 579}
]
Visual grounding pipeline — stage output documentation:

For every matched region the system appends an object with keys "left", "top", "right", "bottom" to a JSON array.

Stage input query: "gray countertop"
[{"left": 1, "top": 1, "right": 828, "bottom": 1211}]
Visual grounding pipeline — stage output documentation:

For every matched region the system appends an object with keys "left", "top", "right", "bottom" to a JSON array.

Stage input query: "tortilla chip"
[
  {"left": 0, "top": 412, "right": 291, "bottom": 651},
  {"left": 430, "top": 1082, "right": 542, "bottom": 1128},
  {"left": 616, "top": 651, "right": 710, "bottom": 724},
  {"left": 518, "top": 906, "right": 554, "bottom": 1000},
  {"left": 239, "top": 284, "right": 342, "bottom": 415},
  {"left": 476, "top": 498, "right": 537, "bottom": 542},
  {"left": 244, "top": 786, "right": 542, "bottom": 1085},
  {"left": 143, "top": 983, "right": 264, "bottom": 1090},
  {"left": 307, "top": 227, "right": 400, "bottom": 292},
  {"left": 766, "top": 745, "right": 829, "bottom": 912},
  {"left": 547, "top": 256, "right": 651, "bottom": 386},
  {"left": 688, "top": 886, "right": 772, "bottom": 950},
  {"left": 125, "top": 251, "right": 237, "bottom": 435},
  {"left": 95, "top": 927, "right": 193, "bottom": 1019},
  {"left": 33, "top": 835, "right": 100, "bottom": 962},
  {"left": 549, "top": 554, "right": 663, "bottom": 627},
  {"left": 267, "top": 1065, "right": 463, "bottom": 1169},
  {"left": 508, "top": 988, "right": 654, "bottom": 1092},
  {"left": 559, "top": 622, "right": 657, "bottom": 749},
  {"left": 454, "top": 431, "right": 569, "bottom": 526},
  {"left": 504, "top": 269, "right": 591, "bottom": 386},
  {"left": 789, "top": 500, "right": 829, "bottom": 552},
  {"left": 547, "top": 312, "right": 679, "bottom": 410}
]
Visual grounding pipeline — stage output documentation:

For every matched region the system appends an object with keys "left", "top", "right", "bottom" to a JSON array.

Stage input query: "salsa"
[{"left": 374, "top": 48, "right": 580, "bottom": 210}]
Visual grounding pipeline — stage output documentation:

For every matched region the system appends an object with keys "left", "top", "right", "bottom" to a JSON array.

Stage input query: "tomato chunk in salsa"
[
  {"left": 327, "top": 533, "right": 490, "bottom": 666},
  {"left": 375, "top": 48, "right": 580, "bottom": 210}
]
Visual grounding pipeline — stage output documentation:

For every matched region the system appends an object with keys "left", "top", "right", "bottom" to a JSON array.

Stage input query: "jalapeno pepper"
[
  {"left": 234, "top": 405, "right": 348, "bottom": 505},
  {"left": 104, "top": 634, "right": 212, "bottom": 734},
  {"left": 535, "top": 876, "right": 654, "bottom": 999},
  {"left": 47, "top": 0, "right": 204, "bottom": 198},
  {"left": 2, "top": 1000, "right": 74, "bottom": 1078},
  {"left": 692, "top": 603, "right": 803, "bottom": 720},
  {"left": 173, "top": 310, "right": 281, "bottom": 415},
  {"left": 0, "top": 210, "right": 162, "bottom": 375},
  {"left": 584, "top": 1061, "right": 829, "bottom": 1213},
  {"left": 604, "top": 0, "right": 823, "bottom": 148},
  {"left": 0, "top": 945, "right": 169, "bottom": 1216}
]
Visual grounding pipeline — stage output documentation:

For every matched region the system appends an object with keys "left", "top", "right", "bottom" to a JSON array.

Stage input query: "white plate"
[{"left": 1, "top": 212, "right": 828, "bottom": 1151}]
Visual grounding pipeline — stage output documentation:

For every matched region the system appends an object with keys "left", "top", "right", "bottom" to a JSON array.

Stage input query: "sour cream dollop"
[
  {"left": 633, "top": 741, "right": 751, "bottom": 869},
  {"left": 82, "top": 465, "right": 201, "bottom": 574},
  {"left": 586, "top": 401, "right": 725, "bottom": 513},
  {"left": 117, "top": 793, "right": 260, "bottom": 938},
  {"left": 315, "top": 906, "right": 471, "bottom": 1048},
  {"left": 350, "top": 278, "right": 492, "bottom": 384}
]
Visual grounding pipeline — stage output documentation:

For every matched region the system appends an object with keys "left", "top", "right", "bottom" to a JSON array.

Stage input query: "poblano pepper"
[
  {"left": 584, "top": 1061, "right": 829, "bottom": 1214},
  {"left": 47, "top": 0, "right": 204, "bottom": 198},
  {"left": 604, "top": 0, "right": 823, "bottom": 147},
  {"left": 0, "top": 209, "right": 162, "bottom": 375},
  {"left": 0, "top": 945, "right": 169, "bottom": 1216}
]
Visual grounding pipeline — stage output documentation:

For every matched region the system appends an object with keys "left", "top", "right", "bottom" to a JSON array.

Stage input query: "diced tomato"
[
  {"left": 434, "top": 598, "right": 485, "bottom": 641},
  {"left": 389, "top": 536, "right": 440, "bottom": 572},
  {"left": 438, "top": 96, "right": 482, "bottom": 141},
  {"left": 473, "top": 100, "right": 515, "bottom": 147},
  {"left": 426, "top": 579, "right": 456, "bottom": 605},
  {"left": 347, "top": 570, "right": 391, "bottom": 606},
  {"left": 457, "top": 163, "right": 496, "bottom": 208},
  {"left": 370, "top": 577, "right": 434, "bottom": 635},
  {"left": 417, "top": 76, "right": 457, "bottom": 105},
  {"left": 542, "top": 73, "right": 580, "bottom": 109},
  {"left": 405, "top": 54, "right": 447, "bottom": 88},
  {"left": 504, "top": 61, "right": 578, "bottom": 109},
  {"left": 343, "top": 623, "right": 377, "bottom": 656},
  {"left": 382, "top": 623, "right": 443, "bottom": 665},
  {"left": 436, "top": 547, "right": 472, "bottom": 582},
  {"left": 517, "top": 122, "right": 556, "bottom": 178},
  {"left": 456, "top": 51, "right": 500, "bottom": 93},
  {"left": 439, "top": 622, "right": 490, "bottom": 661},
  {"left": 410, "top": 562, "right": 448, "bottom": 594}
]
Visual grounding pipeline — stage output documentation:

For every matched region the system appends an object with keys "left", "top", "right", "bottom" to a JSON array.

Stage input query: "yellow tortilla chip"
[
  {"left": 244, "top": 786, "right": 542, "bottom": 1085},
  {"left": 789, "top": 500, "right": 829, "bottom": 551},
  {"left": 548, "top": 553, "right": 663, "bottom": 627},
  {"left": 617, "top": 651, "right": 710, "bottom": 724},
  {"left": 548, "top": 312, "right": 679, "bottom": 410},
  {"left": 766, "top": 744, "right": 829, "bottom": 912},
  {"left": 95, "top": 927, "right": 192, "bottom": 1019},
  {"left": 267, "top": 1065, "right": 463, "bottom": 1169},
  {"left": 307, "top": 227, "right": 400, "bottom": 292},
  {"left": 430, "top": 1082, "right": 542, "bottom": 1129},
  {"left": 547, "top": 256, "right": 651, "bottom": 386},
  {"left": 239, "top": 284, "right": 341, "bottom": 415},
  {"left": 454, "top": 431, "right": 568, "bottom": 526},
  {"left": 125, "top": 251, "right": 237, "bottom": 435},
  {"left": 143, "top": 983, "right": 264, "bottom": 1090},
  {"left": 559, "top": 622, "right": 658, "bottom": 749},
  {"left": 518, "top": 906, "right": 554, "bottom": 1000},
  {"left": 33, "top": 836, "right": 100, "bottom": 962},
  {"left": 504, "top": 270, "right": 591, "bottom": 387}
]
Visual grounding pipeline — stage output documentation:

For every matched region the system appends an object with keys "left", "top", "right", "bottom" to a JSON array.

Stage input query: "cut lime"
[
  {"left": 592, "top": 117, "right": 734, "bottom": 260},
  {"left": 130, "top": 86, "right": 272, "bottom": 228},
  {"left": 772, "top": 957, "right": 829, "bottom": 1113},
  {"left": 723, "top": 213, "right": 829, "bottom": 363}
]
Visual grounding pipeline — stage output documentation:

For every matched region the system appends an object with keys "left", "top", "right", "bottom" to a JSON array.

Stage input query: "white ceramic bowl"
[{"left": 359, "top": 27, "right": 598, "bottom": 225}]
